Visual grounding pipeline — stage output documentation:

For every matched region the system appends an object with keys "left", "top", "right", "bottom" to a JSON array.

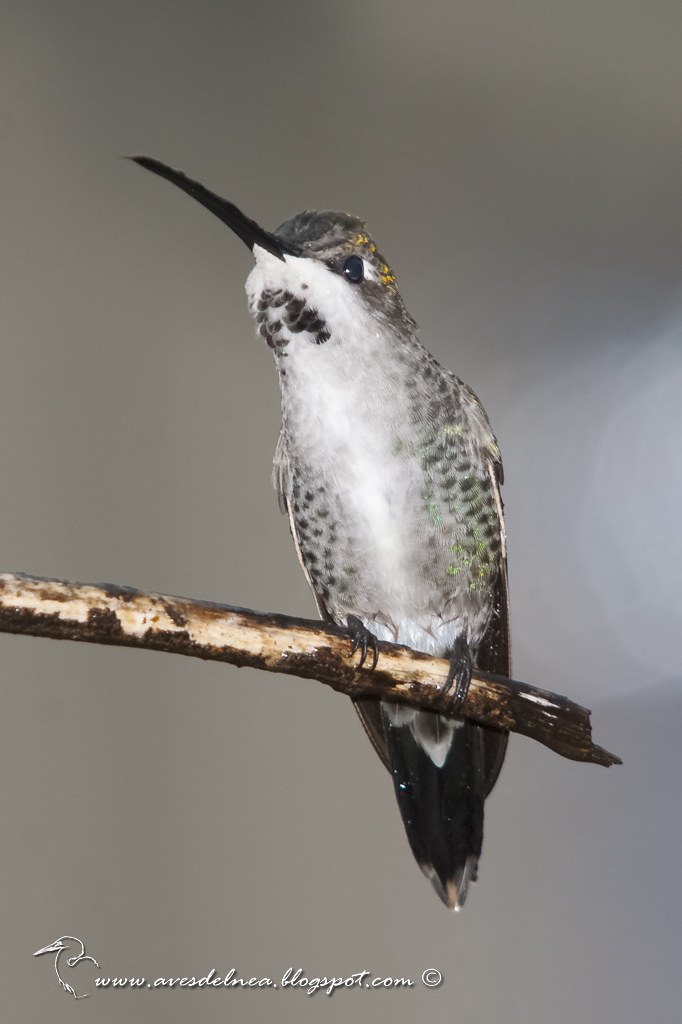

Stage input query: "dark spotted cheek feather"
[{"left": 256, "top": 289, "right": 330, "bottom": 348}]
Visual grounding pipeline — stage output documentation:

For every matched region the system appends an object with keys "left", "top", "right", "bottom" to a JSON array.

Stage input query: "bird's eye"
[{"left": 343, "top": 255, "right": 364, "bottom": 283}]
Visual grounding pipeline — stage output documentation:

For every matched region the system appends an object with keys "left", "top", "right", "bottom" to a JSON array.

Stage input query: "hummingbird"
[{"left": 132, "top": 157, "right": 510, "bottom": 910}]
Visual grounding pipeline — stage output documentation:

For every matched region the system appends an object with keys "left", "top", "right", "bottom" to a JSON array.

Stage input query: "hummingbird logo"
[{"left": 33, "top": 935, "right": 100, "bottom": 998}]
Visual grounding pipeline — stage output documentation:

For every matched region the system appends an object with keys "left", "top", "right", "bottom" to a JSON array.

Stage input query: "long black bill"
[{"left": 131, "top": 156, "right": 301, "bottom": 261}]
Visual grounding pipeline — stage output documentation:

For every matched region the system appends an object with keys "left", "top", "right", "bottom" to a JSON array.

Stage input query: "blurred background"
[{"left": 2, "top": 1, "right": 681, "bottom": 1021}]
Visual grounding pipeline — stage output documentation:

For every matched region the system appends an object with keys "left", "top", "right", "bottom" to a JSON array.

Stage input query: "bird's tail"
[{"left": 382, "top": 706, "right": 490, "bottom": 910}]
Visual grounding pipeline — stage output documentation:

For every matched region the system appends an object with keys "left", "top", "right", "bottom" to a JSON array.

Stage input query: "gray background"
[{"left": 2, "top": 2, "right": 681, "bottom": 1022}]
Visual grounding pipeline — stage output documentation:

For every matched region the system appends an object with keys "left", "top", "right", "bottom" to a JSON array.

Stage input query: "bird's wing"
[
  {"left": 474, "top": 455, "right": 511, "bottom": 795},
  {"left": 274, "top": 431, "right": 393, "bottom": 768},
  {"left": 478, "top": 455, "right": 510, "bottom": 677},
  {"left": 273, "top": 432, "right": 329, "bottom": 619},
  {"left": 353, "top": 697, "right": 392, "bottom": 769}
]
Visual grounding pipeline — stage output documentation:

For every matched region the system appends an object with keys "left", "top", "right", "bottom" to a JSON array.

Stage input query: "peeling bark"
[{"left": 0, "top": 572, "right": 620, "bottom": 767}]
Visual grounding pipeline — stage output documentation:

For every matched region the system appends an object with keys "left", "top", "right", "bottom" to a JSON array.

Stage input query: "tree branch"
[{"left": 0, "top": 571, "right": 620, "bottom": 767}]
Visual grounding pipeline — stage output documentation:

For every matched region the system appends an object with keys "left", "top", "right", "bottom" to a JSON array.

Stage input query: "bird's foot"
[
  {"left": 443, "top": 636, "right": 472, "bottom": 712},
  {"left": 346, "top": 615, "right": 379, "bottom": 670}
]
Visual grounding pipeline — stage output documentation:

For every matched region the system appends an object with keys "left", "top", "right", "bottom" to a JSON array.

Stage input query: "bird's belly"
[
  {"left": 280, "top": 351, "right": 498, "bottom": 656},
  {"left": 291, "top": 452, "right": 494, "bottom": 657}
]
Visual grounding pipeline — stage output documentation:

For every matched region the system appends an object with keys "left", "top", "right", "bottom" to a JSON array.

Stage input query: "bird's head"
[
  {"left": 131, "top": 157, "right": 417, "bottom": 360},
  {"left": 34, "top": 936, "right": 76, "bottom": 957}
]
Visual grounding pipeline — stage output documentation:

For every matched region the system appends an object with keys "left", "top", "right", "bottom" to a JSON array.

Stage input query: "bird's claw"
[
  {"left": 346, "top": 615, "right": 379, "bottom": 670},
  {"left": 443, "top": 637, "right": 472, "bottom": 712}
]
